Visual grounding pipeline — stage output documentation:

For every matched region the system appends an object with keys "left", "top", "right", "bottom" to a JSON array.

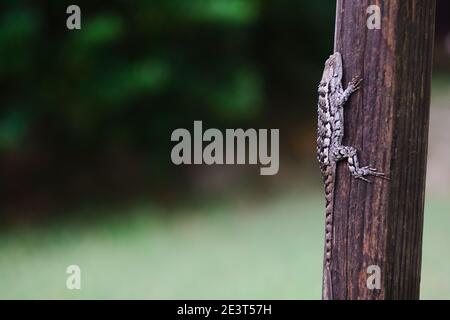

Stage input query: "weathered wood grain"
[{"left": 326, "top": 0, "right": 436, "bottom": 300}]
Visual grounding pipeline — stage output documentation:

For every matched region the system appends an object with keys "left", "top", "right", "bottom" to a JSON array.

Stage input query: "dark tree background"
[{"left": 0, "top": 0, "right": 448, "bottom": 218}]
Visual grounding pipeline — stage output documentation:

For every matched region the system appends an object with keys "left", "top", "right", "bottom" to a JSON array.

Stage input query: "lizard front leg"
[
  {"left": 338, "top": 76, "right": 363, "bottom": 105},
  {"left": 332, "top": 145, "right": 386, "bottom": 182}
]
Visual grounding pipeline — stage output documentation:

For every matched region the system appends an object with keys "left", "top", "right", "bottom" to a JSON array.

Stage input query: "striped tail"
[{"left": 322, "top": 165, "right": 334, "bottom": 300}]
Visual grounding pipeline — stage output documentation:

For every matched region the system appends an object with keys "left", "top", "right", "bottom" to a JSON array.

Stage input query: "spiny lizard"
[{"left": 316, "top": 52, "right": 386, "bottom": 300}]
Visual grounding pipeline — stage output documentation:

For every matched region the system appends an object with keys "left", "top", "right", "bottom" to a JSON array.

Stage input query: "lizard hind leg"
[{"left": 332, "top": 145, "right": 386, "bottom": 182}]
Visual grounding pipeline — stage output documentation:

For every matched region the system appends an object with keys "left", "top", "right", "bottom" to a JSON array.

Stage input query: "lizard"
[{"left": 316, "top": 52, "right": 387, "bottom": 300}]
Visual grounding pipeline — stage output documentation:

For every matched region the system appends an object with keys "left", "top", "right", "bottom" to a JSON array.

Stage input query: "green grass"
[
  {"left": 422, "top": 197, "right": 450, "bottom": 299},
  {"left": 0, "top": 189, "right": 448, "bottom": 299},
  {"left": 0, "top": 189, "right": 324, "bottom": 299}
]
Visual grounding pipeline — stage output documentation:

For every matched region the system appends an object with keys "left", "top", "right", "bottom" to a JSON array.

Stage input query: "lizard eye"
[{"left": 333, "top": 74, "right": 338, "bottom": 77}]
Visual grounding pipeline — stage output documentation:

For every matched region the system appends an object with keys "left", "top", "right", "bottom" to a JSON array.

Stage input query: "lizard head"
[{"left": 320, "top": 52, "right": 343, "bottom": 86}]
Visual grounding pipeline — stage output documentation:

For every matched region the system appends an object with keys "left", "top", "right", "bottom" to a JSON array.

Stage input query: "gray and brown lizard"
[{"left": 316, "top": 52, "right": 386, "bottom": 299}]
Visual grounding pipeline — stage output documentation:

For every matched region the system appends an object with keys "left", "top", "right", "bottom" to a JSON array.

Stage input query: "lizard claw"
[
  {"left": 368, "top": 167, "right": 390, "bottom": 180},
  {"left": 354, "top": 166, "right": 389, "bottom": 182},
  {"left": 376, "top": 174, "right": 391, "bottom": 181},
  {"left": 349, "top": 76, "right": 363, "bottom": 92},
  {"left": 355, "top": 175, "right": 371, "bottom": 183}
]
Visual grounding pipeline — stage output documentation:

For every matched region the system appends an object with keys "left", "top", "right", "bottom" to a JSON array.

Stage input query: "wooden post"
[{"left": 326, "top": 0, "right": 436, "bottom": 299}]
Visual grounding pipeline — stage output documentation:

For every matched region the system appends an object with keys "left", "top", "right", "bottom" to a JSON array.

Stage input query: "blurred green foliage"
[
  {"left": 0, "top": 0, "right": 335, "bottom": 155},
  {"left": 0, "top": 0, "right": 338, "bottom": 212}
]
